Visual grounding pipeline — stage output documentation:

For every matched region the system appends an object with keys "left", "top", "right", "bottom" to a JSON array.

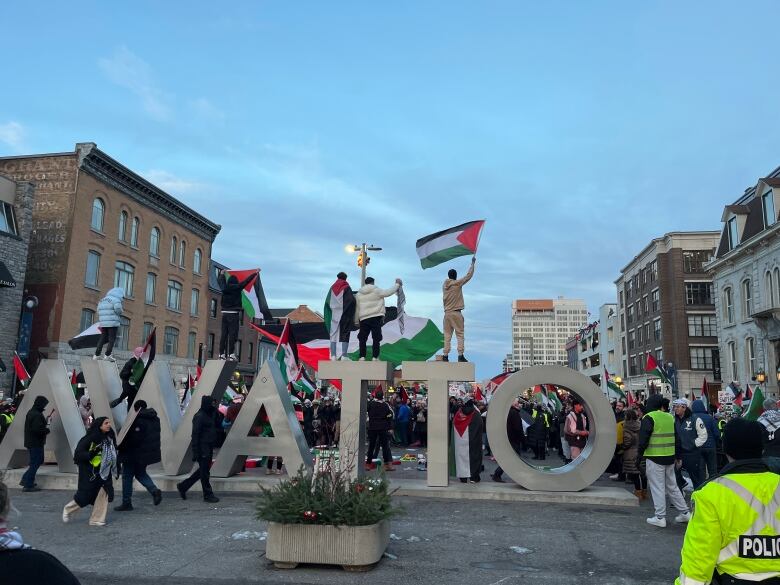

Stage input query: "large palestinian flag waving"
[
  {"left": 416, "top": 220, "right": 485, "bottom": 269},
  {"left": 225, "top": 269, "right": 271, "bottom": 321}
]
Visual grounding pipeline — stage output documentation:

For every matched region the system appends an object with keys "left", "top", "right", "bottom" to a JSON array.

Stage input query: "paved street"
[{"left": 8, "top": 486, "right": 685, "bottom": 585}]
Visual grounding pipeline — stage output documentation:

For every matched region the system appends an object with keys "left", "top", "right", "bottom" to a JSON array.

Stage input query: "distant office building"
[
  {"left": 573, "top": 304, "right": 619, "bottom": 394},
  {"left": 511, "top": 298, "right": 589, "bottom": 369}
]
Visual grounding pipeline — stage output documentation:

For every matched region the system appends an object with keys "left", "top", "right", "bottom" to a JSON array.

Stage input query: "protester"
[
  {"left": 395, "top": 399, "right": 411, "bottom": 446},
  {"left": 622, "top": 408, "right": 646, "bottom": 499},
  {"left": 564, "top": 399, "right": 589, "bottom": 461},
  {"left": 690, "top": 398, "right": 719, "bottom": 478},
  {"left": 93, "top": 287, "right": 124, "bottom": 362},
  {"left": 111, "top": 346, "right": 144, "bottom": 408},
  {"left": 639, "top": 394, "right": 690, "bottom": 528},
  {"left": 266, "top": 457, "right": 283, "bottom": 475},
  {"left": 608, "top": 401, "right": 626, "bottom": 480},
  {"left": 412, "top": 399, "right": 428, "bottom": 447},
  {"left": 452, "top": 398, "right": 483, "bottom": 482},
  {"left": 354, "top": 276, "right": 402, "bottom": 361},
  {"left": 327, "top": 272, "right": 356, "bottom": 360},
  {"left": 757, "top": 397, "right": 780, "bottom": 457},
  {"left": 216, "top": 268, "right": 256, "bottom": 360},
  {"left": 20, "top": 396, "right": 50, "bottom": 492},
  {"left": 177, "top": 396, "right": 220, "bottom": 503},
  {"left": 441, "top": 256, "right": 476, "bottom": 363},
  {"left": 675, "top": 418, "right": 780, "bottom": 584},
  {"left": 0, "top": 402, "right": 14, "bottom": 443},
  {"left": 558, "top": 403, "right": 572, "bottom": 463},
  {"left": 115, "top": 400, "right": 162, "bottom": 511},
  {"left": 0, "top": 479, "right": 81, "bottom": 585},
  {"left": 302, "top": 399, "right": 315, "bottom": 446},
  {"left": 528, "top": 404, "right": 550, "bottom": 460},
  {"left": 62, "top": 417, "right": 117, "bottom": 526},
  {"left": 492, "top": 398, "right": 525, "bottom": 482},
  {"left": 672, "top": 398, "right": 707, "bottom": 489},
  {"left": 78, "top": 395, "right": 92, "bottom": 429},
  {"left": 366, "top": 390, "right": 394, "bottom": 471}
]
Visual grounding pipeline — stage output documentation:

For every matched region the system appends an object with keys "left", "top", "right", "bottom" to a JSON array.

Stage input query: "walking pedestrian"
[
  {"left": 110, "top": 346, "right": 144, "bottom": 408},
  {"left": 93, "top": 287, "right": 124, "bottom": 362},
  {"left": 672, "top": 398, "right": 707, "bottom": 489},
  {"left": 354, "top": 276, "right": 401, "bottom": 361},
  {"left": 20, "top": 396, "right": 50, "bottom": 492},
  {"left": 114, "top": 400, "right": 162, "bottom": 511},
  {"left": 528, "top": 405, "right": 550, "bottom": 460},
  {"left": 62, "top": 417, "right": 118, "bottom": 526},
  {"left": 177, "top": 396, "right": 220, "bottom": 503},
  {"left": 366, "top": 390, "right": 394, "bottom": 471},
  {"left": 452, "top": 398, "right": 483, "bottom": 483},
  {"left": 216, "top": 268, "right": 256, "bottom": 360},
  {"left": 492, "top": 398, "right": 525, "bottom": 482},
  {"left": 395, "top": 399, "right": 411, "bottom": 446},
  {"left": 564, "top": 400, "right": 589, "bottom": 461},
  {"left": 690, "top": 398, "right": 719, "bottom": 478},
  {"left": 441, "top": 256, "right": 475, "bottom": 363},
  {"left": 622, "top": 408, "right": 647, "bottom": 499}
]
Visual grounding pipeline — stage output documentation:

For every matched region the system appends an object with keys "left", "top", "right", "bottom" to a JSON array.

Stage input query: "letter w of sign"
[{"left": 716, "top": 477, "right": 780, "bottom": 562}]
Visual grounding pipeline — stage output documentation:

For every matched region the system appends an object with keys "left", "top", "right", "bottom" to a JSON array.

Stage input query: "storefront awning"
[{"left": 0, "top": 262, "right": 16, "bottom": 288}]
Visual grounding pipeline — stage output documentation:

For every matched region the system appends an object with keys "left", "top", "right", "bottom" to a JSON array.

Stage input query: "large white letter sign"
[
  {"left": 0, "top": 360, "right": 85, "bottom": 473},
  {"left": 211, "top": 361, "right": 313, "bottom": 477},
  {"left": 402, "top": 361, "right": 474, "bottom": 487},
  {"left": 318, "top": 360, "right": 394, "bottom": 481},
  {"left": 80, "top": 357, "right": 128, "bottom": 431},
  {"left": 487, "top": 365, "right": 616, "bottom": 492}
]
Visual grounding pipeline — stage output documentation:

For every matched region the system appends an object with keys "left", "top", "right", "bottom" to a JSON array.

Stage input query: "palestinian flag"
[
  {"left": 276, "top": 320, "right": 300, "bottom": 386},
  {"left": 626, "top": 390, "right": 636, "bottom": 406},
  {"left": 13, "top": 352, "right": 30, "bottom": 388},
  {"left": 474, "top": 385, "right": 484, "bottom": 402},
  {"left": 324, "top": 278, "right": 355, "bottom": 343},
  {"left": 68, "top": 322, "right": 103, "bottom": 350},
  {"left": 645, "top": 353, "right": 670, "bottom": 384},
  {"left": 225, "top": 269, "right": 270, "bottom": 321},
  {"left": 485, "top": 370, "right": 517, "bottom": 398},
  {"left": 252, "top": 315, "right": 443, "bottom": 371},
  {"left": 70, "top": 369, "right": 78, "bottom": 395},
  {"left": 744, "top": 386, "right": 765, "bottom": 421},
  {"left": 416, "top": 220, "right": 485, "bottom": 269},
  {"left": 532, "top": 385, "right": 552, "bottom": 409},
  {"left": 605, "top": 368, "right": 626, "bottom": 401},
  {"left": 745, "top": 385, "right": 753, "bottom": 401},
  {"left": 131, "top": 327, "right": 156, "bottom": 386},
  {"left": 700, "top": 377, "right": 710, "bottom": 411},
  {"left": 452, "top": 406, "right": 481, "bottom": 479},
  {"left": 546, "top": 384, "right": 563, "bottom": 412}
]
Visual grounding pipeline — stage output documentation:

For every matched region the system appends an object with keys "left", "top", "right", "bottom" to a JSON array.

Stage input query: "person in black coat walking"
[
  {"left": 216, "top": 268, "right": 256, "bottom": 360},
  {"left": 177, "top": 396, "right": 220, "bottom": 503},
  {"left": 492, "top": 398, "right": 526, "bottom": 482},
  {"left": 366, "top": 391, "right": 394, "bottom": 471},
  {"left": 20, "top": 396, "right": 50, "bottom": 492},
  {"left": 114, "top": 400, "right": 162, "bottom": 511}
]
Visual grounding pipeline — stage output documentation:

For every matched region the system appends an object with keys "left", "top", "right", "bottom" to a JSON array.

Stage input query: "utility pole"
[{"left": 349, "top": 243, "right": 383, "bottom": 286}]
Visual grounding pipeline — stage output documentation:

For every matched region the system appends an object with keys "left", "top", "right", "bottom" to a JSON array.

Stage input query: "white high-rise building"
[{"left": 511, "top": 297, "right": 589, "bottom": 369}]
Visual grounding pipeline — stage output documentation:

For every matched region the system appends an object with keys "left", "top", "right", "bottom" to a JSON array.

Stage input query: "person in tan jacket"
[{"left": 442, "top": 256, "right": 475, "bottom": 362}]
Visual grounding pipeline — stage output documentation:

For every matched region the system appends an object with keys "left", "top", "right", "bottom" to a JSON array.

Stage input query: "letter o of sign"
[{"left": 486, "top": 365, "right": 617, "bottom": 492}]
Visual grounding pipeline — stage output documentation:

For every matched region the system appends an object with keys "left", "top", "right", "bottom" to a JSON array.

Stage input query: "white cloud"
[
  {"left": 0, "top": 121, "right": 26, "bottom": 152},
  {"left": 142, "top": 169, "right": 210, "bottom": 196},
  {"left": 98, "top": 47, "right": 171, "bottom": 121}
]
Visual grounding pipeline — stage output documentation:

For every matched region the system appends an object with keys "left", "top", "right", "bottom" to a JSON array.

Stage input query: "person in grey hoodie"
[
  {"left": 757, "top": 397, "right": 780, "bottom": 458},
  {"left": 94, "top": 287, "right": 124, "bottom": 362}
]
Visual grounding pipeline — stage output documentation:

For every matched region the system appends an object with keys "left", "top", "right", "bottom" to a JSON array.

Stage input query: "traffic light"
[{"left": 357, "top": 253, "right": 364, "bottom": 267}]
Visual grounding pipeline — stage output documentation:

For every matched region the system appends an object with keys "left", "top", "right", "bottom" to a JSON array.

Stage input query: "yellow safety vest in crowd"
[
  {"left": 676, "top": 471, "right": 780, "bottom": 584},
  {"left": 532, "top": 411, "right": 550, "bottom": 428},
  {"left": 0, "top": 413, "right": 13, "bottom": 425},
  {"left": 643, "top": 410, "right": 675, "bottom": 457},
  {"left": 616, "top": 420, "right": 624, "bottom": 447}
]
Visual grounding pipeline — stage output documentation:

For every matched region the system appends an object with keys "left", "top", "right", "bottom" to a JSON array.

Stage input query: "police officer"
[{"left": 676, "top": 418, "right": 780, "bottom": 584}]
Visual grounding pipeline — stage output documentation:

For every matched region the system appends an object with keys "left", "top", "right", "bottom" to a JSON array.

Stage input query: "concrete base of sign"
[{"left": 2, "top": 468, "right": 637, "bottom": 507}]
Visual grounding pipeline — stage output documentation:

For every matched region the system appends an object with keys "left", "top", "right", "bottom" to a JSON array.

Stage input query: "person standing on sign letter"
[
  {"left": 93, "top": 287, "right": 124, "bottom": 362},
  {"left": 325, "top": 272, "right": 356, "bottom": 360},
  {"left": 442, "top": 256, "right": 475, "bottom": 363},
  {"left": 217, "top": 268, "right": 256, "bottom": 361},
  {"left": 354, "top": 276, "right": 401, "bottom": 361}
]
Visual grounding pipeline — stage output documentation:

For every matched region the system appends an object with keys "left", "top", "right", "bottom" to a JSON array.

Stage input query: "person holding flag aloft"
[
  {"left": 441, "top": 256, "right": 476, "bottom": 363},
  {"left": 216, "top": 267, "right": 258, "bottom": 360}
]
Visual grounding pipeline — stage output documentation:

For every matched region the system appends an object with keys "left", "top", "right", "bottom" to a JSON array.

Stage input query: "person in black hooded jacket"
[
  {"left": 177, "top": 396, "right": 220, "bottom": 503},
  {"left": 20, "top": 396, "right": 50, "bottom": 492},
  {"left": 115, "top": 400, "right": 162, "bottom": 511},
  {"left": 217, "top": 268, "right": 257, "bottom": 360}
]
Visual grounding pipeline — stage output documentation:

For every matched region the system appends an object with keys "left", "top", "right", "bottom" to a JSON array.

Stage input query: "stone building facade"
[
  {"left": 0, "top": 143, "right": 221, "bottom": 382},
  {"left": 572, "top": 304, "right": 619, "bottom": 395},
  {"left": 0, "top": 176, "right": 34, "bottom": 395}
]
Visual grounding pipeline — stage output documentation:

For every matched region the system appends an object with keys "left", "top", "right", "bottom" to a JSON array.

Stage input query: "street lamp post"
[{"left": 346, "top": 243, "right": 383, "bottom": 286}]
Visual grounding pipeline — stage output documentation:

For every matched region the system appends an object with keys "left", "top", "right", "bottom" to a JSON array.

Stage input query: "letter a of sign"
[
  {"left": 211, "top": 360, "right": 313, "bottom": 477},
  {"left": 0, "top": 360, "right": 85, "bottom": 473}
]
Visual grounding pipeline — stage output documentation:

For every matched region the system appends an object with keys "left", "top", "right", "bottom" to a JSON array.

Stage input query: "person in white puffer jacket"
[{"left": 354, "top": 276, "right": 402, "bottom": 361}]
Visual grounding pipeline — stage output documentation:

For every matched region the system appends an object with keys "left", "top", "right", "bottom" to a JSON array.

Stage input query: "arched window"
[
  {"left": 170, "top": 236, "right": 177, "bottom": 264},
  {"left": 91, "top": 198, "right": 105, "bottom": 231},
  {"left": 723, "top": 287, "right": 734, "bottom": 324},
  {"left": 179, "top": 240, "right": 186, "bottom": 268},
  {"left": 130, "top": 217, "right": 139, "bottom": 247},
  {"left": 775, "top": 268, "right": 780, "bottom": 307},
  {"left": 118, "top": 211, "right": 128, "bottom": 241},
  {"left": 193, "top": 248, "right": 202, "bottom": 274},
  {"left": 742, "top": 279, "right": 752, "bottom": 318},
  {"left": 150, "top": 227, "right": 160, "bottom": 256},
  {"left": 767, "top": 271, "right": 775, "bottom": 310}
]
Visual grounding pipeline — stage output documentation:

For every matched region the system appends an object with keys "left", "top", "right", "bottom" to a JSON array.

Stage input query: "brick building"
[
  {"left": 615, "top": 231, "right": 721, "bottom": 398},
  {"left": 0, "top": 176, "right": 34, "bottom": 395},
  {"left": 0, "top": 143, "right": 221, "bottom": 381}
]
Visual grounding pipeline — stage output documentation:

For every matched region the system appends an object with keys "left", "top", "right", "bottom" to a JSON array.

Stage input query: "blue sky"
[{"left": 2, "top": 1, "right": 780, "bottom": 379}]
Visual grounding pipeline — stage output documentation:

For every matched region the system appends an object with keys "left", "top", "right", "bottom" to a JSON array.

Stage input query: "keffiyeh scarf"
[{"left": 99, "top": 438, "right": 118, "bottom": 480}]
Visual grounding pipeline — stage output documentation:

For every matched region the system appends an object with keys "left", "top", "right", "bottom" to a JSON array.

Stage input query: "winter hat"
[
  {"left": 764, "top": 398, "right": 779, "bottom": 411},
  {"left": 133, "top": 346, "right": 144, "bottom": 358},
  {"left": 672, "top": 398, "right": 690, "bottom": 408},
  {"left": 723, "top": 418, "right": 764, "bottom": 460}
]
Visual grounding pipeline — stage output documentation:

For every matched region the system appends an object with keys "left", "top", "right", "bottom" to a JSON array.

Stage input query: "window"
[
  {"left": 145, "top": 273, "right": 156, "bottom": 304},
  {"left": 91, "top": 198, "right": 105, "bottom": 231},
  {"left": 248, "top": 342, "right": 254, "bottom": 364},
  {"left": 114, "top": 261, "right": 135, "bottom": 297},
  {"left": 150, "top": 227, "right": 160, "bottom": 257},
  {"left": 130, "top": 217, "right": 139, "bottom": 247},
  {"left": 685, "top": 282, "right": 712, "bottom": 305},
  {"left": 210, "top": 298, "right": 218, "bottom": 318},
  {"left": 635, "top": 301, "right": 641, "bottom": 319},
  {"left": 767, "top": 271, "right": 775, "bottom": 309},
  {"left": 626, "top": 279, "right": 633, "bottom": 298},
  {"left": 724, "top": 287, "right": 734, "bottom": 323},
  {"left": 629, "top": 356, "right": 638, "bottom": 376},
  {"left": 142, "top": 321, "right": 154, "bottom": 345},
  {"left": 620, "top": 314, "right": 625, "bottom": 332},
  {"left": 651, "top": 289, "right": 660, "bottom": 312},
  {"left": 187, "top": 331, "right": 197, "bottom": 359},
  {"left": 628, "top": 330, "right": 635, "bottom": 350},
  {"left": 746, "top": 337, "right": 756, "bottom": 378},
  {"left": 190, "top": 288, "right": 199, "bottom": 316},
  {"left": 619, "top": 291, "right": 624, "bottom": 308},
  {"left": 690, "top": 347, "right": 716, "bottom": 370},
  {"left": 642, "top": 296, "right": 649, "bottom": 315},
  {"left": 207, "top": 333, "right": 215, "bottom": 358},
  {"left": 688, "top": 315, "right": 717, "bottom": 337},
  {"left": 167, "top": 280, "right": 182, "bottom": 311},
  {"left": 654, "top": 319, "right": 661, "bottom": 341},
  {"left": 116, "top": 316, "right": 130, "bottom": 351},
  {"left": 637, "top": 326, "right": 642, "bottom": 345},
  {"left": 683, "top": 250, "right": 711, "bottom": 273},
  {"left": 727, "top": 217, "right": 740, "bottom": 250},
  {"left": 763, "top": 191, "right": 775, "bottom": 228},
  {"left": 742, "top": 279, "right": 752, "bottom": 318},
  {"left": 85, "top": 251, "right": 101, "bottom": 287},
  {"left": 644, "top": 323, "right": 650, "bottom": 342},
  {"left": 236, "top": 340, "right": 243, "bottom": 362},
  {"left": 118, "top": 211, "right": 128, "bottom": 242},
  {"left": 728, "top": 341, "right": 738, "bottom": 381},
  {"left": 649, "top": 260, "right": 657, "bottom": 281},
  {"left": 193, "top": 249, "right": 202, "bottom": 274},
  {"left": 170, "top": 236, "right": 177, "bottom": 264},
  {"left": 0, "top": 201, "right": 18, "bottom": 235},
  {"left": 627, "top": 305, "right": 634, "bottom": 324},
  {"left": 655, "top": 349, "right": 663, "bottom": 364},
  {"left": 776, "top": 269, "right": 780, "bottom": 307},
  {"left": 179, "top": 240, "right": 186, "bottom": 268},
  {"left": 163, "top": 326, "right": 179, "bottom": 355},
  {"left": 79, "top": 308, "right": 95, "bottom": 332}
]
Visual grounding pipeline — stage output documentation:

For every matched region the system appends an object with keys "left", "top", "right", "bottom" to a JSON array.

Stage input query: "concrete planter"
[{"left": 266, "top": 519, "right": 390, "bottom": 570}]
